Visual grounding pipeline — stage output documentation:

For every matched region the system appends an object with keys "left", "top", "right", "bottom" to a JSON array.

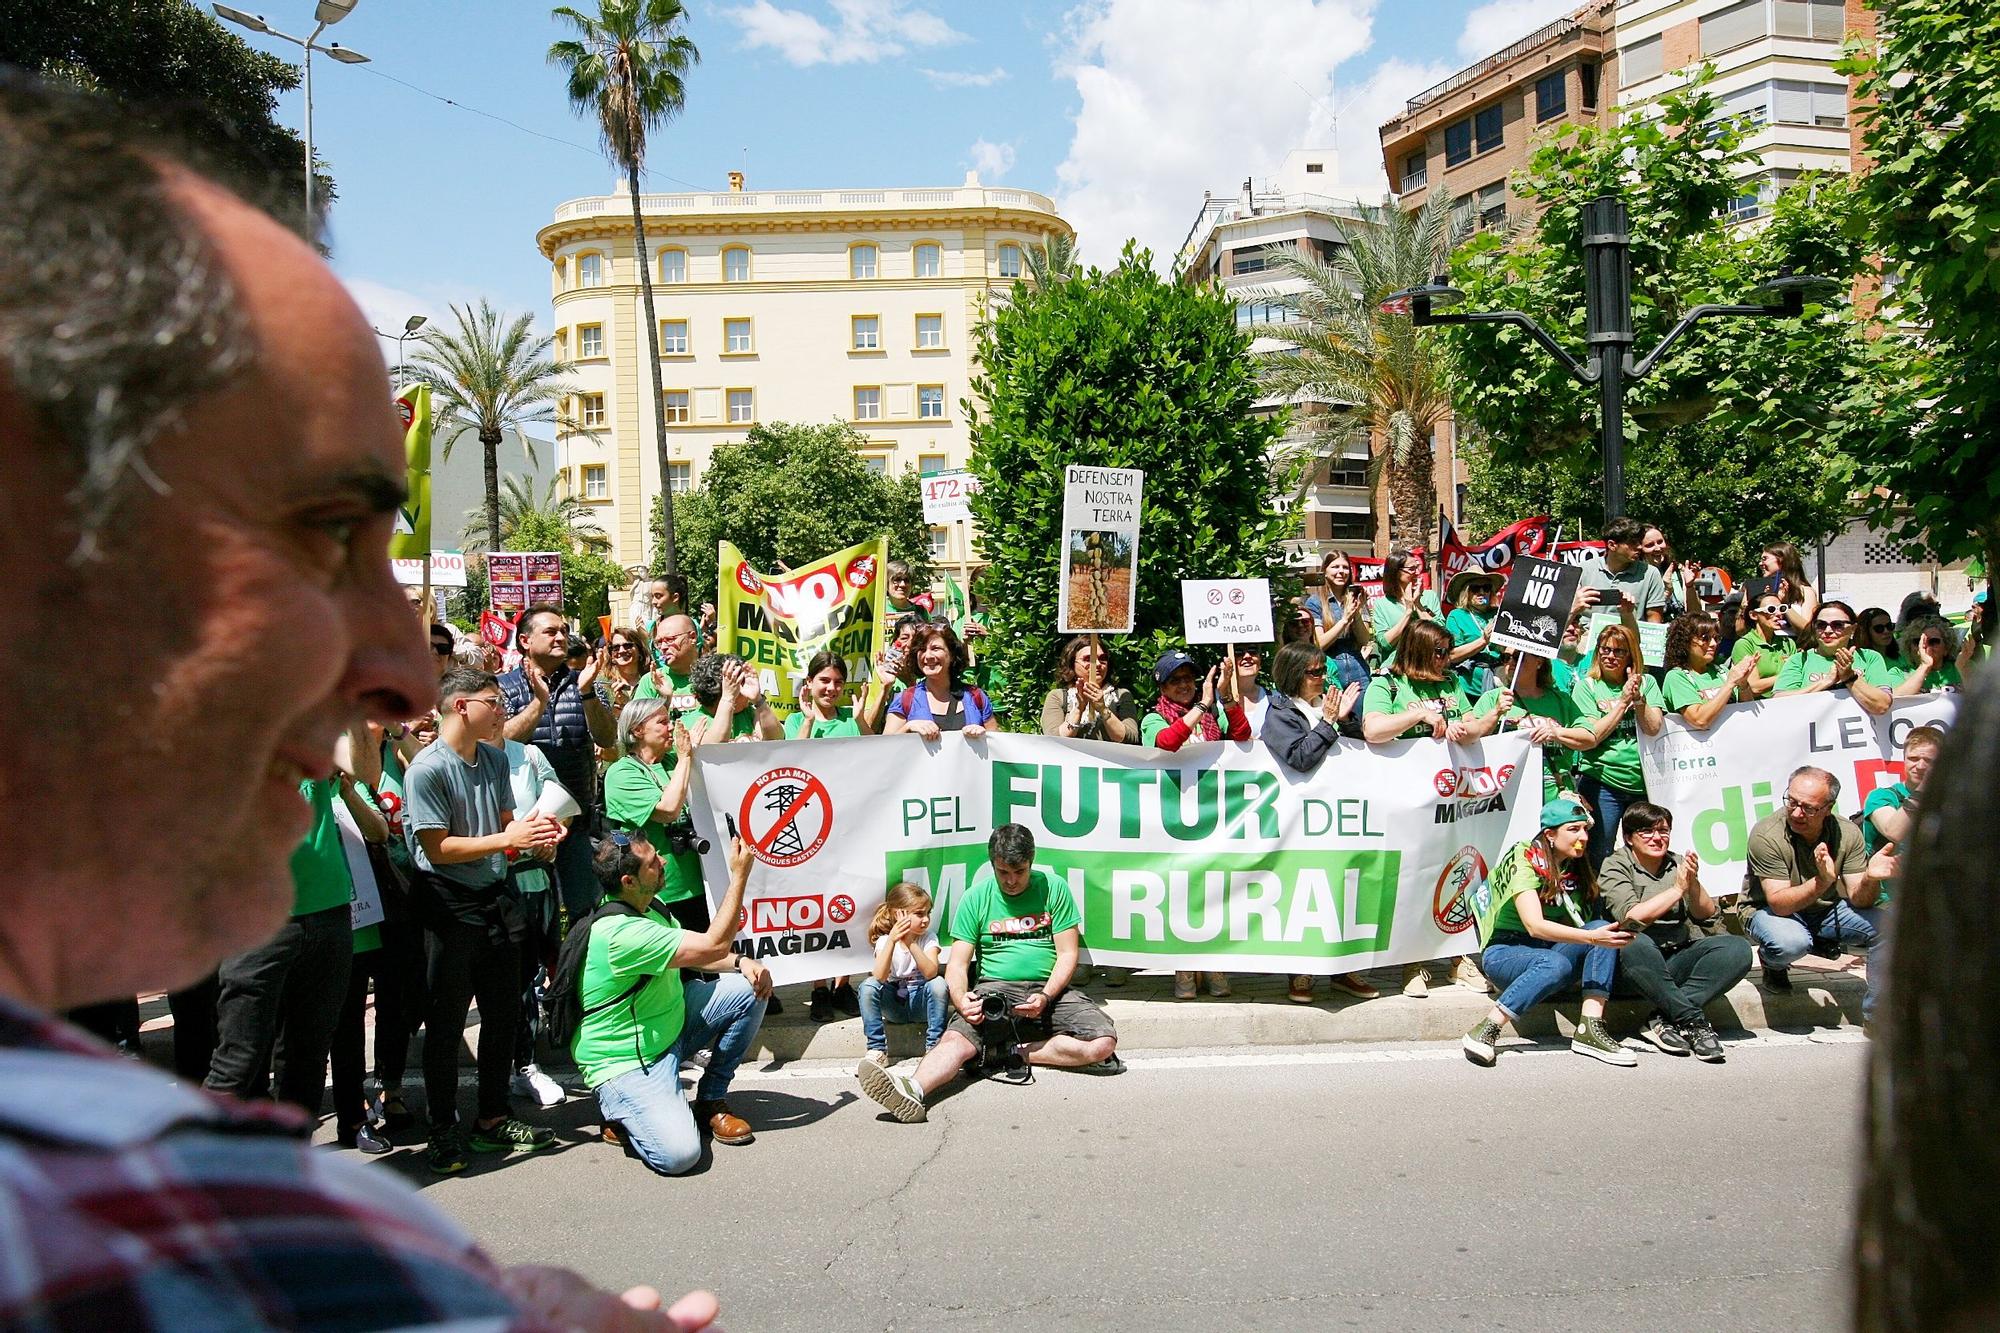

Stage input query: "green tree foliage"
[
  {"left": 1447, "top": 77, "right": 1870, "bottom": 568},
  {"left": 647, "top": 421, "right": 933, "bottom": 610},
  {"left": 967, "top": 242, "right": 1294, "bottom": 723},
  {"left": 451, "top": 477, "right": 620, "bottom": 629},
  {"left": 2, "top": 0, "right": 319, "bottom": 228},
  {"left": 459, "top": 474, "right": 609, "bottom": 554},
  {"left": 1836, "top": 0, "right": 2000, "bottom": 585}
]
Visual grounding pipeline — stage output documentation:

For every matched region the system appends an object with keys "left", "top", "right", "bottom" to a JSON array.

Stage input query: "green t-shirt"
[
  {"left": 1362, "top": 673, "right": 1470, "bottom": 739},
  {"left": 685, "top": 706, "right": 760, "bottom": 742},
  {"left": 291, "top": 777, "right": 355, "bottom": 917},
  {"left": 633, "top": 665, "right": 699, "bottom": 716},
  {"left": 572, "top": 909, "right": 685, "bottom": 1087},
  {"left": 1445, "top": 606, "right": 1500, "bottom": 675},
  {"left": 784, "top": 708, "right": 864, "bottom": 739},
  {"left": 1471, "top": 684, "right": 1578, "bottom": 801},
  {"left": 1662, "top": 665, "right": 1736, "bottom": 713},
  {"left": 1773, "top": 646, "right": 1899, "bottom": 693},
  {"left": 1370, "top": 590, "right": 1443, "bottom": 669},
  {"left": 1728, "top": 631, "right": 1795, "bottom": 684},
  {"left": 1860, "top": 782, "right": 1910, "bottom": 904},
  {"left": 1472, "top": 841, "right": 1589, "bottom": 946},
  {"left": 1570, "top": 673, "right": 1665, "bottom": 794},
  {"left": 1883, "top": 660, "right": 1961, "bottom": 691},
  {"left": 950, "top": 864, "right": 1079, "bottom": 983},
  {"left": 601, "top": 755, "right": 703, "bottom": 904},
  {"left": 1744, "top": 810, "right": 1864, "bottom": 909}
]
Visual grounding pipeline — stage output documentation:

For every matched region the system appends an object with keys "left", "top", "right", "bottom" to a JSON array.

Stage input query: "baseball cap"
[
  {"left": 1153, "top": 649, "right": 1196, "bottom": 684},
  {"left": 1539, "top": 797, "right": 1593, "bottom": 831}
]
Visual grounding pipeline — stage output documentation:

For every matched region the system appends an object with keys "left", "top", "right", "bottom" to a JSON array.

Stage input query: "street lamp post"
[
  {"left": 212, "top": 3, "right": 370, "bottom": 223},
  {"left": 1386, "top": 195, "right": 1835, "bottom": 520},
  {"left": 372, "top": 314, "right": 428, "bottom": 381}
]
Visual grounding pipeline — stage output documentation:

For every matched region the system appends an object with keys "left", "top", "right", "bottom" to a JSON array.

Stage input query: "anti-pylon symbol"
[{"left": 762, "top": 782, "right": 807, "bottom": 858}]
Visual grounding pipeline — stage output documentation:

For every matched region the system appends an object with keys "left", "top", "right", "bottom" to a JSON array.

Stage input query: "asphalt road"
[{"left": 385, "top": 1031, "right": 1867, "bottom": 1332}]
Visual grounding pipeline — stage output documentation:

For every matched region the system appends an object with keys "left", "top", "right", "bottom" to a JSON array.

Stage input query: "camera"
[
  {"left": 661, "top": 822, "right": 711, "bottom": 857},
  {"left": 979, "top": 990, "right": 1010, "bottom": 1021}
]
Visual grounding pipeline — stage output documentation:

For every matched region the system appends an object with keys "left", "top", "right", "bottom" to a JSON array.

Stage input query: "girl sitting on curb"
[{"left": 856, "top": 883, "right": 948, "bottom": 1070}]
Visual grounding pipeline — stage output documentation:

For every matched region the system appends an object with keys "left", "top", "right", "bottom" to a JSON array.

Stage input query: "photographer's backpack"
[{"left": 545, "top": 900, "right": 653, "bottom": 1049}]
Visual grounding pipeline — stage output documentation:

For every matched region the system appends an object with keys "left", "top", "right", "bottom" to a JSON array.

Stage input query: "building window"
[
  {"left": 913, "top": 242, "right": 941, "bottom": 277},
  {"left": 1476, "top": 182, "right": 1506, "bottom": 230},
  {"left": 918, "top": 453, "right": 948, "bottom": 475},
  {"left": 554, "top": 329, "right": 568, "bottom": 362},
  {"left": 850, "top": 243, "right": 878, "bottom": 279},
  {"left": 928, "top": 527, "right": 949, "bottom": 560},
  {"left": 668, "top": 462, "right": 692, "bottom": 493},
  {"left": 853, "top": 387, "right": 881, "bottom": 421},
  {"left": 1473, "top": 103, "right": 1503, "bottom": 155},
  {"left": 1444, "top": 118, "right": 1472, "bottom": 166},
  {"left": 1304, "top": 160, "right": 1324, "bottom": 174},
  {"left": 722, "top": 246, "right": 750, "bottom": 282},
  {"left": 658, "top": 249, "right": 686, "bottom": 283},
  {"left": 1579, "top": 60, "right": 1600, "bottom": 109},
  {"left": 1774, "top": 79, "right": 1848, "bottom": 127},
  {"left": 582, "top": 464, "right": 608, "bottom": 500},
  {"left": 1702, "top": 0, "right": 1768, "bottom": 56},
  {"left": 576, "top": 252, "right": 604, "bottom": 287},
  {"left": 996, "top": 243, "right": 1022, "bottom": 278},
  {"left": 1401, "top": 152, "right": 1427, "bottom": 192},
  {"left": 1312, "top": 510, "right": 1373, "bottom": 542},
  {"left": 578, "top": 324, "right": 604, "bottom": 358},
  {"left": 1236, "top": 300, "right": 1288, "bottom": 327},
  {"left": 915, "top": 314, "right": 944, "bottom": 348},
  {"left": 723, "top": 318, "right": 753, "bottom": 353},
  {"left": 1623, "top": 34, "right": 1663, "bottom": 85},
  {"left": 1535, "top": 71, "right": 1567, "bottom": 122},
  {"left": 1451, "top": 195, "right": 1474, "bottom": 238},
  {"left": 851, "top": 315, "right": 880, "bottom": 350},
  {"left": 662, "top": 390, "right": 689, "bottom": 424},
  {"left": 918, "top": 385, "right": 945, "bottom": 419},
  {"left": 727, "top": 388, "right": 753, "bottom": 423},
  {"left": 580, "top": 393, "right": 605, "bottom": 427},
  {"left": 660, "top": 320, "right": 689, "bottom": 355},
  {"left": 859, "top": 453, "right": 889, "bottom": 476},
  {"left": 1774, "top": 0, "right": 1845, "bottom": 39},
  {"left": 1231, "top": 246, "right": 1272, "bottom": 275}
]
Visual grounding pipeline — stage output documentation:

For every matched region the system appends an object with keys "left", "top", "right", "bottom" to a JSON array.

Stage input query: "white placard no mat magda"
[
  {"left": 1181, "top": 579, "right": 1274, "bottom": 645},
  {"left": 1057, "top": 465, "right": 1143, "bottom": 635}
]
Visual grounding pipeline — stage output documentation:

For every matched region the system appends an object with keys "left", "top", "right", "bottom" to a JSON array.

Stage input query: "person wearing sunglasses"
[
  {"left": 1661, "top": 610, "right": 1759, "bottom": 730},
  {"left": 1041, "top": 635, "right": 1140, "bottom": 744},
  {"left": 429, "top": 625, "right": 457, "bottom": 680},
  {"left": 1773, "top": 599, "right": 1897, "bottom": 715},
  {"left": 1889, "top": 614, "right": 1968, "bottom": 694},
  {"left": 1569, "top": 623, "right": 1665, "bottom": 870},
  {"left": 1469, "top": 648, "right": 1593, "bottom": 805},
  {"left": 599, "top": 626, "right": 653, "bottom": 712},
  {"left": 1857, "top": 608, "right": 1902, "bottom": 670},
  {"left": 1726, "top": 594, "right": 1797, "bottom": 699},
  {"left": 637, "top": 612, "right": 702, "bottom": 718}
]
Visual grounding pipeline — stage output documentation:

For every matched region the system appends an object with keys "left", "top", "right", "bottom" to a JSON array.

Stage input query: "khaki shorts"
[{"left": 946, "top": 979, "right": 1116, "bottom": 1046}]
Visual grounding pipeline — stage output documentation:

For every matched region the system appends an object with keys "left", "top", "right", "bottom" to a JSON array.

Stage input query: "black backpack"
[{"left": 545, "top": 900, "right": 656, "bottom": 1049}]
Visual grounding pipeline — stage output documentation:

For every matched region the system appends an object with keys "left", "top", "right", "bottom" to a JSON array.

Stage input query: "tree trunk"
[
  {"left": 628, "top": 163, "right": 677, "bottom": 577},
  {"left": 1387, "top": 428, "right": 1438, "bottom": 563},
  {"left": 482, "top": 426, "right": 503, "bottom": 555}
]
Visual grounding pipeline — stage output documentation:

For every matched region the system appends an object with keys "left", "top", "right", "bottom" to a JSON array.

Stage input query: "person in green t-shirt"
[
  {"left": 1443, "top": 570, "right": 1503, "bottom": 694},
  {"left": 575, "top": 830, "right": 766, "bottom": 1174},
  {"left": 855, "top": 824, "right": 1120, "bottom": 1124},
  {"left": 1568, "top": 623, "right": 1665, "bottom": 870},
  {"left": 602, "top": 699, "right": 704, "bottom": 921},
  {"left": 785, "top": 650, "right": 873, "bottom": 738},
  {"left": 1727, "top": 593, "right": 1797, "bottom": 699},
  {"left": 1360, "top": 620, "right": 1493, "bottom": 745},
  {"left": 687, "top": 652, "right": 784, "bottom": 744},
  {"left": 633, "top": 614, "right": 701, "bottom": 717},
  {"left": 1772, "top": 599, "right": 1897, "bottom": 715},
  {"left": 1471, "top": 649, "right": 1595, "bottom": 803},
  {"left": 1887, "top": 615, "right": 1967, "bottom": 694},
  {"left": 1860, "top": 724, "right": 1944, "bottom": 907},
  {"left": 1369, "top": 552, "right": 1443, "bottom": 671},
  {"left": 1660, "top": 610, "right": 1758, "bottom": 730},
  {"left": 1460, "top": 796, "right": 1636, "bottom": 1068}
]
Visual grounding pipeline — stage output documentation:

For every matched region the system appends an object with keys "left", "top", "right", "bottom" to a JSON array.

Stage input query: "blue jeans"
[
  {"left": 592, "top": 972, "right": 767, "bottom": 1176},
  {"left": 552, "top": 813, "right": 601, "bottom": 924},
  {"left": 1748, "top": 901, "right": 1885, "bottom": 1019},
  {"left": 1576, "top": 774, "right": 1641, "bottom": 872},
  {"left": 1328, "top": 651, "right": 1370, "bottom": 693},
  {"left": 858, "top": 975, "right": 948, "bottom": 1051},
  {"left": 1480, "top": 922, "right": 1619, "bottom": 1021}
]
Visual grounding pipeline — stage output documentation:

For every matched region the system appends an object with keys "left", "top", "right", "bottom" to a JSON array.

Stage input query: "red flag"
[
  {"left": 1440, "top": 515, "right": 1552, "bottom": 582},
  {"left": 478, "top": 609, "right": 517, "bottom": 649}
]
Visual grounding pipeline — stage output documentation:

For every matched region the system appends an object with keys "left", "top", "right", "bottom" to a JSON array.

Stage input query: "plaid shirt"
[{"left": 0, "top": 998, "right": 534, "bottom": 1330}]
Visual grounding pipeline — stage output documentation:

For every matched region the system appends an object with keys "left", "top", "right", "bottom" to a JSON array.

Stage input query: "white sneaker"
[
  {"left": 1401, "top": 964, "right": 1430, "bottom": 998},
  {"left": 510, "top": 1063, "right": 565, "bottom": 1108},
  {"left": 860, "top": 1050, "right": 890, "bottom": 1070},
  {"left": 856, "top": 1060, "right": 927, "bottom": 1123}
]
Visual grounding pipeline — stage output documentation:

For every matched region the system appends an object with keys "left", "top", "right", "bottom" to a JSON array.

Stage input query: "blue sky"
[{"left": 218, "top": 0, "right": 1581, "bottom": 359}]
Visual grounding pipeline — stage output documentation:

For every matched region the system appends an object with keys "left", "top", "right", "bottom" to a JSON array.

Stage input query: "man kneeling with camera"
[{"left": 857, "top": 824, "right": 1121, "bottom": 1123}]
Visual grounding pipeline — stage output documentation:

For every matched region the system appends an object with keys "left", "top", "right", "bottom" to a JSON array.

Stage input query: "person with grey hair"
[
  {"left": 0, "top": 72, "right": 718, "bottom": 1328},
  {"left": 1743, "top": 765, "right": 1897, "bottom": 1016}
]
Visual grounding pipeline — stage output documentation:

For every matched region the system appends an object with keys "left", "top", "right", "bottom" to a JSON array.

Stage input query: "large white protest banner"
[
  {"left": 1639, "top": 692, "right": 1959, "bottom": 897},
  {"left": 687, "top": 732, "right": 1541, "bottom": 986}
]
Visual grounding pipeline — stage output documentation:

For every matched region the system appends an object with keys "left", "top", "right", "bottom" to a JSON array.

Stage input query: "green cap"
[{"left": 1539, "top": 796, "right": 1592, "bottom": 831}]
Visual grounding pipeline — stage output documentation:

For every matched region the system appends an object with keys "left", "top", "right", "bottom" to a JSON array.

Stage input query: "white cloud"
[
  {"left": 1457, "top": 0, "right": 1581, "bottom": 58},
  {"left": 1053, "top": 0, "right": 1450, "bottom": 268},
  {"left": 921, "top": 65, "right": 1009, "bottom": 88},
  {"left": 730, "top": 0, "right": 964, "bottom": 67},
  {"left": 969, "top": 138, "right": 1017, "bottom": 181}
]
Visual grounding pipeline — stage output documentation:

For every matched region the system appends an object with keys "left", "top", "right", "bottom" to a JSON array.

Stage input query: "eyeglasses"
[
  {"left": 461, "top": 695, "right": 505, "bottom": 713},
  {"left": 431, "top": 642, "right": 453, "bottom": 656},
  {"left": 610, "top": 644, "right": 638, "bottom": 654},
  {"left": 1815, "top": 618, "right": 1852, "bottom": 630},
  {"left": 1631, "top": 827, "right": 1672, "bottom": 841},
  {"left": 1692, "top": 632, "right": 1718, "bottom": 643},
  {"left": 1921, "top": 635, "right": 1946, "bottom": 647},
  {"left": 1784, "top": 795, "right": 1831, "bottom": 814},
  {"left": 1755, "top": 604, "right": 1782, "bottom": 616},
  {"left": 1598, "top": 646, "right": 1631, "bottom": 658}
]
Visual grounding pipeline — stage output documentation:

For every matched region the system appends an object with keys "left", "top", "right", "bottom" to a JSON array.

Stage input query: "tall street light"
[
  {"left": 372, "top": 314, "right": 428, "bottom": 381},
  {"left": 1386, "top": 195, "right": 1837, "bottom": 520},
  {"left": 213, "top": 3, "right": 370, "bottom": 223}
]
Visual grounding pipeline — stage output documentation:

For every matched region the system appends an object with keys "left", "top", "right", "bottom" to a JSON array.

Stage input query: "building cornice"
[{"left": 538, "top": 204, "right": 1071, "bottom": 257}]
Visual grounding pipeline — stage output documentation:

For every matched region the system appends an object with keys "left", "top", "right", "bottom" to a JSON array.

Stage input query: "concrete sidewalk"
[{"left": 749, "top": 958, "right": 1868, "bottom": 1062}]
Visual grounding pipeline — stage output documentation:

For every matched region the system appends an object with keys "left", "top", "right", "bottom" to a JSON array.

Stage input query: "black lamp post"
[{"left": 1386, "top": 195, "right": 1837, "bottom": 520}]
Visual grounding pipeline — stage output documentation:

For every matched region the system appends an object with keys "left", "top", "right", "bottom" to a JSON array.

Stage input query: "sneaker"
[
  {"left": 766, "top": 993, "right": 784, "bottom": 1016},
  {"left": 859, "top": 1050, "right": 890, "bottom": 1071},
  {"left": 1762, "top": 965, "right": 1793, "bottom": 994},
  {"left": 1680, "top": 1018, "right": 1726, "bottom": 1063},
  {"left": 1401, "top": 964, "right": 1430, "bottom": 998},
  {"left": 1462, "top": 1016, "right": 1502, "bottom": 1067},
  {"left": 510, "top": 1063, "right": 566, "bottom": 1108},
  {"left": 856, "top": 1061, "right": 928, "bottom": 1123},
  {"left": 1098, "top": 967, "right": 1128, "bottom": 988},
  {"left": 1078, "top": 1053, "right": 1126, "bottom": 1075},
  {"left": 1324, "top": 972, "right": 1381, "bottom": 1000},
  {"left": 1173, "top": 971, "right": 1199, "bottom": 1000},
  {"left": 832, "top": 985, "right": 861, "bottom": 1017},
  {"left": 468, "top": 1116, "right": 555, "bottom": 1154},
  {"left": 339, "top": 1122, "right": 392, "bottom": 1156},
  {"left": 1287, "top": 975, "right": 1316, "bottom": 1003},
  {"left": 1570, "top": 1017, "right": 1638, "bottom": 1067},
  {"left": 1452, "top": 956, "right": 1492, "bottom": 994},
  {"left": 426, "top": 1127, "right": 469, "bottom": 1174},
  {"left": 1637, "top": 1015, "right": 1692, "bottom": 1056},
  {"left": 1205, "top": 972, "right": 1232, "bottom": 998},
  {"left": 809, "top": 987, "right": 836, "bottom": 1022}
]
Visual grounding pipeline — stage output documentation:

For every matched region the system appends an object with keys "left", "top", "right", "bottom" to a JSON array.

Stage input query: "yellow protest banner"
[
  {"left": 718, "top": 536, "right": 888, "bottom": 712},
  {"left": 386, "top": 384, "right": 432, "bottom": 561}
]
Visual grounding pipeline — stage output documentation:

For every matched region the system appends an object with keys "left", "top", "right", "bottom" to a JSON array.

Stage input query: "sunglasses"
[
  {"left": 1755, "top": 604, "right": 1782, "bottom": 615},
  {"left": 1303, "top": 666, "right": 1327, "bottom": 678},
  {"left": 610, "top": 643, "right": 638, "bottom": 654},
  {"left": 431, "top": 641, "right": 453, "bottom": 655},
  {"left": 1815, "top": 618, "right": 1853, "bottom": 630}
]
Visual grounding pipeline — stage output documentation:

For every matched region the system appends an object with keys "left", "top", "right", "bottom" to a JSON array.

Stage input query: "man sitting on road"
[
  {"left": 570, "top": 832, "right": 768, "bottom": 1174},
  {"left": 1744, "top": 766, "right": 1896, "bottom": 1020},
  {"left": 858, "top": 824, "right": 1120, "bottom": 1123}
]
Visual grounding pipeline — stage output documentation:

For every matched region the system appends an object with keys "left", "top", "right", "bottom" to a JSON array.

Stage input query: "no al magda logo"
[
  {"left": 844, "top": 554, "right": 877, "bottom": 588},
  {"left": 739, "top": 766, "right": 833, "bottom": 868},
  {"left": 735, "top": 563, "right": 765, "bottom": 596}
]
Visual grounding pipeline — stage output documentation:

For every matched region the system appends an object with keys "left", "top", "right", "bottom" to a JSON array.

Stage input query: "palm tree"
[
  {"left": 1024, "top": 233, "right": 1079, "bottom": 287},
  {"left": 1255, "top": 191, "right": 1458, "bottom": 554},
  {"left": 460, "top": 474, "right": 611, "bottom": 553},
  {"left": 406, "top": 301, "right": 585, "bottom": 553},
  {"left": 550, "top": 0, "right": 700, "bottom": 577}
]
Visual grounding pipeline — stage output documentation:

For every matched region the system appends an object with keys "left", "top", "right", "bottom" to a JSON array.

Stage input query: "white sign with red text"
[{"left": 921, "top": 470, "right": 982, "bottom": 524}]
